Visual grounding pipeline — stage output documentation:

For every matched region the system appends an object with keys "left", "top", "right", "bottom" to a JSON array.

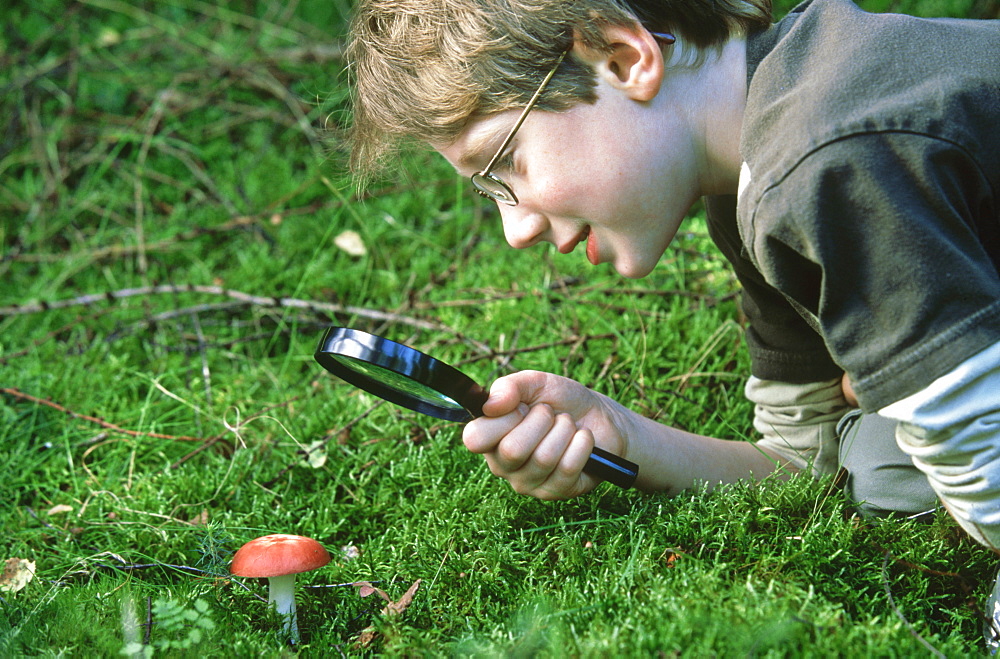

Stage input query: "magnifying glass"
[{"left": 314, "top": 326, "right": 638, "bottom": 489}]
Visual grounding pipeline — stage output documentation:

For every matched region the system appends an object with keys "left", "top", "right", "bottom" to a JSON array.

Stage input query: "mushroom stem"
[{"left": 266, "top": 573, "right": 300, "bottom": 644}]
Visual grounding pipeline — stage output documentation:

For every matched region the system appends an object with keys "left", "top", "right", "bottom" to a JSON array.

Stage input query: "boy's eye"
[{"left": 494, "top": 151, "right": 516, "bottom": 173}]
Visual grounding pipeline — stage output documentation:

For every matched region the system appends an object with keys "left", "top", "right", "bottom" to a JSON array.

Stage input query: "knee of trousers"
[{"left": 837, "top": 410, "right": 939, "bottom": 517}]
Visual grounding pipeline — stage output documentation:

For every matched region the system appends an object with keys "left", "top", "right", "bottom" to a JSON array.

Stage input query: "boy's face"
[{"left": 434, "top": 64, "right": 704, "bottom": 279}]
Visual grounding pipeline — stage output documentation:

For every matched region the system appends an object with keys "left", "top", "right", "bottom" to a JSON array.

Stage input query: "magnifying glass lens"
[{"left": 329, "top": 354, "right": 465, "bottom": 411}]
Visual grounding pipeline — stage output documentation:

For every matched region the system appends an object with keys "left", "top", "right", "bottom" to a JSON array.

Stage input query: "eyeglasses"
[
  {"left": 470, "top": 50, "right": 567, "bottom": 206},
  {"left": 471, "top": 32, "right": 675, "bottom": 206}
]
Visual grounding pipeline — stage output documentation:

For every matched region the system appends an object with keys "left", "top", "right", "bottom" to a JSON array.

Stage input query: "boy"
[{"left": 346, "top": 0, "right": 1000, "bottom": 560}]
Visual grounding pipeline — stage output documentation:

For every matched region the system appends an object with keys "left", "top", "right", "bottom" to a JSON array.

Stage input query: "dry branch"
[
  {"left": 1, "top": 386, "right": 218, "bottom": 442},
  {"left": 0, "top": 284, "right": 459, "bottom": 334}
]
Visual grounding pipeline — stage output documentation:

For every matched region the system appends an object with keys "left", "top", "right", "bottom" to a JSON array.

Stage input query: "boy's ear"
[{"left": 572, "top": 24, "right": 663, "bottom": 102}]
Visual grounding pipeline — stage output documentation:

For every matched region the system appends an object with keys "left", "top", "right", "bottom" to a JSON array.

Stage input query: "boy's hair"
[{"left": 346, "top": 0, "right": 772, "bottom": 182}]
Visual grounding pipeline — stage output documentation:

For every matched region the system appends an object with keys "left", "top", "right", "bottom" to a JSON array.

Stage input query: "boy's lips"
[
  {"left": 585, "top": 228, "right": 598, "bottom": 265},
  {"left": 558, "top": 226, "right": 599, "bottom": 265}
]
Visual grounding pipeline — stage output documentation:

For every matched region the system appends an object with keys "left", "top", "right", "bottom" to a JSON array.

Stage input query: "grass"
[{"left": 2, "top": 0, "right": 998, "bottom": 656}]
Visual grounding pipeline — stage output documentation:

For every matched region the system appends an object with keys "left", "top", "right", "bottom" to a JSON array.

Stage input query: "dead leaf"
[
  {"left": 383, "top": 579, "right": 420, "bottom": 616},
  {"left": 1, "top": 558, "right": 36, "bottom": 593},
  {"left": 334, "top": 230, "right": 367, "bottom": 257},
  {"left": 300, "top": 440, "right": 327, "bottom": 468},
  {"left": 355, "top": 581, "right": 390, "bottom": 602},
  {"left": 352, "top": 579, "right": 422, "bottom": 650},
  {"left": 660, "top": 547, "right": 685, "bottom": 568}
]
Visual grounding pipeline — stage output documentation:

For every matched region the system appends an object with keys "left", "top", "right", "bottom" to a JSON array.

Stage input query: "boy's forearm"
[{"left": 626, "top": 414, "right": 791, "bottom": 495}]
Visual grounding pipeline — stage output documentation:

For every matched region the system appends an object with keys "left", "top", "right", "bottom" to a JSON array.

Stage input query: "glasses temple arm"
[{"left": 481, "top": 50, "right": 569, "bottom": 176}]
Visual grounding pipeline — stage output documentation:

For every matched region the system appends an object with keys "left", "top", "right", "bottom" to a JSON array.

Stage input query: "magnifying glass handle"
[{"left": 585, "top": 447, "right": 638, "bottom": 489}]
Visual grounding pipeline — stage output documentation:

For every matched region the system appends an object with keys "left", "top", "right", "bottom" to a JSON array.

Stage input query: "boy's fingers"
[
  {"left": 492, "top": 404, "right": 557, "bottom": 472},
  {"left": 512, "top": 423, "right": 595, "bottom": 500},
  {"left": 555, "top": 428, "right": 596, "bottom": 482},
  {"left": 499, "top": 411, "right": 576, "bottom": 489},
  {"left": 463, "top": 370, "right": 610, "bottom": 500},
  {"left": 462, "top": 402, "right": 528, "bottom": 454},
  {"left": 529, "top": 413, "right": 577, "bottom": 473}
]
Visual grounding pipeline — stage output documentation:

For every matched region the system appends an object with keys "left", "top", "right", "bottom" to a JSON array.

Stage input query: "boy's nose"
[{"left": 499, "top": 204, "right": 548, "bottom": 250}]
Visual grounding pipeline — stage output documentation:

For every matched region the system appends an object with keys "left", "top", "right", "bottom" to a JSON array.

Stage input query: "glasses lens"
[{"left": 471, "top": 173, "right": 518, "bottom": 205}]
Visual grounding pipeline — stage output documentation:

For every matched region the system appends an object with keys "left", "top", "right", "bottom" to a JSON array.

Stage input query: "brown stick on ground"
[{"left": 1, "top": 386, "right": 216, "bottom": 442}]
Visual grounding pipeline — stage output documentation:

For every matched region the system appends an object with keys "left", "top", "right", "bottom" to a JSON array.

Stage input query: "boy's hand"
[
  {"left": 841, "top": 373, "right": 859, "bottom": 407},
  {"left": 462, "top": 371, "right": 634, "bottom": 500}
]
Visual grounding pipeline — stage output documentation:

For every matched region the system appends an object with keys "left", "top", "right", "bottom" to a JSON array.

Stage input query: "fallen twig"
[
  {"left": 1, "top": 387, "right": 220, "bottom": 443},
  {"left": 0, "top": 283, "right": 463, "bottom": 334}
]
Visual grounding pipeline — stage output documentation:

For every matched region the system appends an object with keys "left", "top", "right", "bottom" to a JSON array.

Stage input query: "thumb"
[{"left": 481, "top": 371, "right": 549, "bottom": 417}]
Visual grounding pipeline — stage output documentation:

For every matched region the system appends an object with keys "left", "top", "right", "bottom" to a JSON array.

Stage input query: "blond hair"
[{"left": 346, "top": 0, "right": 771, "bottom": 182}]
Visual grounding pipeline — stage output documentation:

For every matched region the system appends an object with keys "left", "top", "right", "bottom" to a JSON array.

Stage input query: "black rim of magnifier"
[
  {"left": 314, "top": 327, "right": 489, "bottom": 422},
  {"left": 314, "top": 326, "right": 638, "bottom": 488}
]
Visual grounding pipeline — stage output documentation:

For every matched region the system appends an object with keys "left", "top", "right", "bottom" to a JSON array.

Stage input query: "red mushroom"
[{"left": 231, "top": 534, "right": 331, "bottom": 643}]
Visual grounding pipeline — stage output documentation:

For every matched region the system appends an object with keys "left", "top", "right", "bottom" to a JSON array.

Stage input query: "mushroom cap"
[{"left": 230, "top": 534, "right": 331, "bottom": 578}]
